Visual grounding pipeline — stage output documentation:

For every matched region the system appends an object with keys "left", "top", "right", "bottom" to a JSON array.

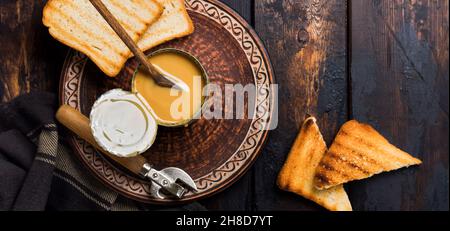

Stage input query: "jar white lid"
[{"left": 90, "top": 89, "right": 158, "bottom": 157}]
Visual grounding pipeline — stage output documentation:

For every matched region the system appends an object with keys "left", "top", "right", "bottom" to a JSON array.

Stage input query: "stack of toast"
[
  {"left": 277, "top": 117, "right": 421, "bottom": 211},
  {"left": 43, "top": 0, "right": 194, "bottom": 77}
]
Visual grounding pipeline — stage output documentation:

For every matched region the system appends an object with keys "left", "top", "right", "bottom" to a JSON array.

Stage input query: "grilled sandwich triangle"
[{"left": 314, "top": 120, "right": 422, "bottom": 190}]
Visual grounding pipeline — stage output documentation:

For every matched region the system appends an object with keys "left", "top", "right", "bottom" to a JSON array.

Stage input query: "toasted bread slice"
[
  {"left": 43, "top": 0, "right": 163, "bottom": 77},
  {"left": 137, "top": 0, "right": 194, "bottom": 52},
  {"left": 314, "top": 120, "right": 422, "bottom": 190},
  {"left": 277, "top": 117, "right": 352, "bottom": 211}
]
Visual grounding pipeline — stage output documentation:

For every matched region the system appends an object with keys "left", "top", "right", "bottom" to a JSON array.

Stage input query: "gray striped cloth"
[{"left": 0, "top": 92, "right": 205, "bottom": 211}]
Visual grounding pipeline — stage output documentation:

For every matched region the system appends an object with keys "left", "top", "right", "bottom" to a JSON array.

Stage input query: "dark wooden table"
[{"left": 1, "top": 0, "right": 448, "bottom": 210}]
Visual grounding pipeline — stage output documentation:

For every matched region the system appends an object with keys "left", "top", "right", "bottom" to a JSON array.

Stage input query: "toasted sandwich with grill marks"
[
  {"left": 277, "top": 116, "right": 352, "bottom": 211},
  {"left": 314, "top": 120, "right": 422, "bottom": 190}
]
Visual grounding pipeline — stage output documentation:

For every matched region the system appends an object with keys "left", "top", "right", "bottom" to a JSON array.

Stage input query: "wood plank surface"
[
  {"left": 253, "top": 0, "right": 348, "bottom": 210},
  {"left": 0, "top": 0, "right": 66, "bottom": 102},
  {"left": 350, "top": 0, "right": 449, "bottom": 210}
]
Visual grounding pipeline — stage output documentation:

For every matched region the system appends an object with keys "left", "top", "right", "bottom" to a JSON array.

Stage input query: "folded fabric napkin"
[{"left": 0, "top": 92, "right": 205, "bottom": 211}]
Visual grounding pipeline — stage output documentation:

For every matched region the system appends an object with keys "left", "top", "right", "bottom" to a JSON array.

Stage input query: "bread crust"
[{"left": 136, "top": 0, "right": 195, "bottom": 53}]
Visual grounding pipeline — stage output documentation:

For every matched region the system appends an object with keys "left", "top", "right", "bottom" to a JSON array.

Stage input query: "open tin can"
[{"left": 131, "top": 48, "right": 210, "bottom": 127}]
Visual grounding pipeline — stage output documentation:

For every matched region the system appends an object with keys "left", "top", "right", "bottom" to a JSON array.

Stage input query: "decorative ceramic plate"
[{"left": 59, "top": 0, "right": 275, "bottom": 203}]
